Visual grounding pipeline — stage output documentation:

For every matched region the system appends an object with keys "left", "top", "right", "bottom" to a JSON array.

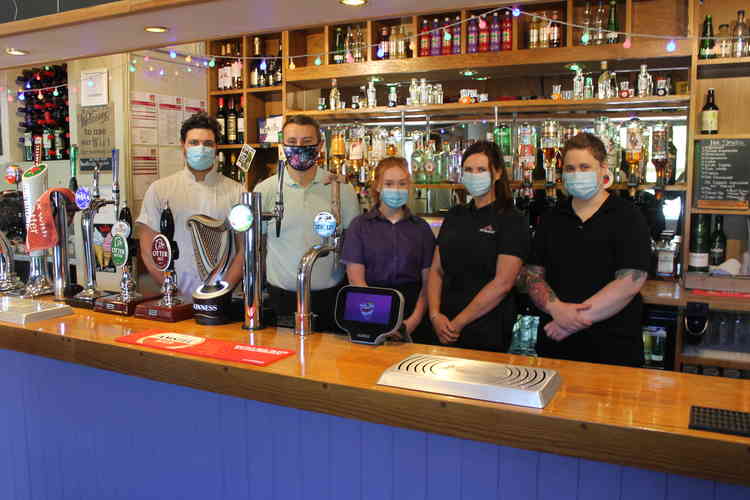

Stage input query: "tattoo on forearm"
[
  {"left": 524, "top": 265, "right": 557, "bottom": 309},
  {"left": 615, "top": 269, "right": 647, "bottom": 282}
]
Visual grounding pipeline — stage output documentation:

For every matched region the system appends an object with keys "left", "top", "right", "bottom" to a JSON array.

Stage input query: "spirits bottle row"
[
  {"left": 576, "top": 0, "right": 620, "bottom": 46},
  {"left": 216, "top": 41, "right": 243, "bottom": 90},
  {"left": 249, "top": 37, "right": 282, "bottom": 88},
  {"left": 333, "top": 24, "right": 367, "bottom": 63},
  {"left": 700, "top": 10, "right": 750, "bottom": 59},
  {"left": 214, "top": 96, "right": 245, "bottom": 145},
  {"left": 689, "top": 214, "right": 727, "bottom": 273},
  {"left": 527, "top": 10, "right": 565, "bottom": 48}
]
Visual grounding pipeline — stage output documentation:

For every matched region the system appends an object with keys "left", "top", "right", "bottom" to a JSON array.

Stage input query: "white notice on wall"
[
  {"left": 80, "top": 68, "right": 109, "bottom": 107},
  {"left": 132, "top": 127, "right": 157, "bottom": 145},
  {"left": 183, "top": 98, "right": 207, "bottom": 121},
  {"left": 157, "top": 95, "right": 184, "bottom": 146}
]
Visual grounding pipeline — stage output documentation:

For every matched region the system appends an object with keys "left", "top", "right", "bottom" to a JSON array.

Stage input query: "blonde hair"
[{"left": 371, "top": 157, "right": 411, "bottom": 207}]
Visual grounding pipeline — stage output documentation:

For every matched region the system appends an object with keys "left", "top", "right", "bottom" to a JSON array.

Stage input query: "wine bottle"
[
  {"left": 688, "top": 214, "right": 711, "bottom": 272},
  {"left": 699, "top": 15, "right": 715, "bottom": 59},
  {"left": 237, "top": 96, "right": 245, "bottom": 144},
  {"left": 701, "top": 88, "right": 719, "bottom": 134},
  {"left": 709, "top": 215, "right": 727, "bottom": 266},
  {"left": 216, "top": 97, "right": 227, "bottom": 144},
  {"left": 606, "top": 0, "right": 619, "bottom": 44},
  {"left": 226, "top": 97, "right": 238, "bottom": 145}
]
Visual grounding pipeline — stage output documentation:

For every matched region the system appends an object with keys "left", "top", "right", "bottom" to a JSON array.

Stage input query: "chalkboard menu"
[{"left": 695, "top": 139, "right": 750, "bottom": 209}]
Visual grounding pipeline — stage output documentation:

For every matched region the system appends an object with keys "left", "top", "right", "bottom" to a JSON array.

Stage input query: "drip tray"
[{"left": 377, "top": 354, "right": 562, "bottom": 408}]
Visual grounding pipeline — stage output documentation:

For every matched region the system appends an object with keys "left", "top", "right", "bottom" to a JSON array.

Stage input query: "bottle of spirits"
[
  {"left": 700, "top": 15, "right": 715, "bottom": 59},
  {"left": 388, "top": 86, "right": 398, "bottom": 107},
  {"left": 334, "top": 27, "right": 344, "bottom": 64},
  {"left": 584, "top": 77, "right": 594, "bottom": 99},
  {"left": 651, "top": 122, "right": 669, "bottom": 186},
  {"left": 237, "top": 96, "right": 245, "bottom": 144},
  {"left": 409, "top": 78, "right": 419, "bottom": 105},
  {"left": 419, "top": 19, "right": 430, "bottom": 57},
  {"left": 580, "top": 0, "right": 593, "bottom": 45},
  {"left": 479, "top": 15, "right": 490, "bottom": 52},
  {"left": 528, "top": 14, "right": 539, "bottom": 48},
  {"left": 431, "top": 18, "right": 442, "bottom": 56},
  {"left": 367, "top": 80, "right": 377, "bottom": 108},
  {"left": 399, "top": 25, "right": 408, "bottom": 59},
  {"left": 501, "top": 10, "right": 512, "bottom": 51},
  {"left": 355, "top": 25, "right": 365, "bottom": 62},
  {"left": 549, "top": 11, "right": 562, "bottom": 48},
  {"left": 468, "top": 17, "right": 479, "bottom": 53},
  {"left": 452, "top": 15, "right": 462, "bottom": 54},
  {"left": 218, "top": 44, "right": 227, "bottom": 90},
  {"left": 593, "top": 0, "right": 606, "bottom": 45},
  {"left": 606, "top": 0, "right": 619, "bottom": 44},
  {"left": 218, "top": 151, "right": 227, "bottom": 178},
  {"left": 274, "top": 46, "right": 283, "bottom": 85},
  {"left": 216, "top": 97, "right": 227, "bottom": 144},
  {"left": 732, "top": 10, "right": 748, "bottom": 58},
  {"left": 423, "top": 140, "right": 437, "bottom": 184},
  {"left": 490, "top": 12, "right": 501, "bottom": 52},
  {"left": 538, "top": 11, "right": 550, "bottom": 48},
  {"left": 597, "top": 60, "right": 611, "bottom": 99},
  {"left": 719, "top": 24, "right": 731, "bottom": 58},
  {"left": 710, "top": 215, "right": 727, "bottom": 266},
  {"left": 390, "top": 26, "right": 399, "bottom": 59},
  {"left": 411, "top": 135, "right": 427, "bottom": 184},
  {"left": 442, "top": 17, "right": 452, "bottom": 55},
  {"left": 380, "top": 26, "right": 390, "bottom": 59},
  {"left": 232, "top": 42, "right": 243, "bottom": 89},
  {"left": 250, "top": 37, "right": 261, "bottom": 87},
  {"left": 688, "top": 214, "right": 711, "bottom": 272},
  {"left": 226, "top": 97, "right": 238, "bottom": 144},
  {"left": 329, "top": 79, "right": 341, "bottom": 110},
  {"left": 636, "top": 64, "right": 653, "bottom": 97},
  {"left": 573, "top": 68, "right": 585, "bottom": 99},
  {"left": 701, "top": 88, "right": 719, "bottom": 134}
]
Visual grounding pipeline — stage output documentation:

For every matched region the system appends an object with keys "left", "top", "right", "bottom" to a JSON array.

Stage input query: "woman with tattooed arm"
[{"left": 524, "top": 133, "right": 651, "bottom": 367}]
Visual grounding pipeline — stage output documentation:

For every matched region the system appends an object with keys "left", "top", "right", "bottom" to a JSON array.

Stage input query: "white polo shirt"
[
  {"left": 136, "top": 167, "right": 243, "bottom": 297},
  {"left": 254, "top": 166, "right": 360, "bottom": 292}
]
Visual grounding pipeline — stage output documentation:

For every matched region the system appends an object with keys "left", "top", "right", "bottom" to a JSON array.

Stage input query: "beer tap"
[
  {"left": 228, "top": 158, "right": 285, "bottom": 330},
  {"left": 0, "top": 230, "right": 24, "bottom": 293},
  {"left": 67, "top": 150, "right": 117, "bottom": 308},
  {"left": 295, "top": 172, "right": 344, "bottom": 336},
  {"left": 21, "top": 143, "right": 54, "bottom": 297}
]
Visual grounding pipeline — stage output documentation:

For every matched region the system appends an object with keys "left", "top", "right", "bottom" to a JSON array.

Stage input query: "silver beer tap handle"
[
  {"left": 111, "top": 149, "right": 121, "bottom": 217},
  {"left": 273, "top": 159, "right": 285, "bottom": 237},
  {"left": 92, "top": 163, "right": 101, "bottom": 199}
]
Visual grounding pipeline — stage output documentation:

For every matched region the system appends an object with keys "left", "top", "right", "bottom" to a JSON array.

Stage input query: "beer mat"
[
  {"left": 690, "top": 289, "right": 750, "bottom": 299},
  {"left": 689, "top": 406, "right": 750, "bottom": 438},
  {"left": 116, "top": 329, "right": 295, "bottom": 367}
]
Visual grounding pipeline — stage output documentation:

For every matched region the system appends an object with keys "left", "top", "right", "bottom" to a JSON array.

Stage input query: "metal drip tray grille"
[{"left": 377, "top": 354, "right": 562, "bottom": 408}]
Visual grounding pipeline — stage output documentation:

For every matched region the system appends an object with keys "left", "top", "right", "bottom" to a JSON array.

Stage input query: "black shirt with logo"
[
  {"left": 529, "top": 194, "right": 651, "bottom": 367},
  {"left": 437, "top": 201, "right": 529, "bottom": 352}
]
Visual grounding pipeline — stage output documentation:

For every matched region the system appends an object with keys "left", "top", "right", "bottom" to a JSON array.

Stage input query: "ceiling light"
[
  {"left": 339, "top": 0, "right": 367, "bottom": 5},
  {"left": 5, "top": 48, "right": 28, "bottom": 56},
  {"left": 144, "top": 26, "right": 169, "bottom": 33}
]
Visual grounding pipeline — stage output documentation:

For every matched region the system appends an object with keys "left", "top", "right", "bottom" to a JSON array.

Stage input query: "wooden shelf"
[
  {"left": 249, "top": 143, "right": 280, "bottom": 149},
  {"left": 696, "top": 56, "right": 750, "bottom": 66},
  {"left": 208, "top": 89, "right": 244, "bottom": 96},
  {"left": 694, "top": 133, "right": 750, "bottom": 140},
  {"left": 247, "top": 86, "right": 283, "bottom": 94},
  {"left": 681, "top": 351, "right": 750, "bottom": 372},
  {"left": 217, "top": 144, "right": 243, "bottom": 149},
  {"left": 697, "top": 57, "right": 750, "bottom": 79},
  {"left": 641, "top": 279, "right": 686, "bottom": 307},
  {"left": 416, "top": 183, "right": 464, "bottom": 189},
  {"left": 690, "top": 208, "right": 750, "bottom": 215},
  {"left": 296, "top": 95, "right": 690, "bottom": 121},
  {"left": 286, "top": 39, "right": 691, "bottom": 86}
]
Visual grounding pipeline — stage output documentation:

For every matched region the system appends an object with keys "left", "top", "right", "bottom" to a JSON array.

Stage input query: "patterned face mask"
[{"left": 283, "top": 144, "right": 319, "bottom": 171}]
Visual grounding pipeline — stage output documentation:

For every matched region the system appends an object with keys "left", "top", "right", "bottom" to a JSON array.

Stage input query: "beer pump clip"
[{"left": 134, "top": 202, "right": 194, "bottom": 322}]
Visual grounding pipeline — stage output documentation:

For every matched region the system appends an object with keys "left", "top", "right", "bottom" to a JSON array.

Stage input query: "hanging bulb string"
[{"left": 16, "top": 83, "right": 68, "bottom": 95}]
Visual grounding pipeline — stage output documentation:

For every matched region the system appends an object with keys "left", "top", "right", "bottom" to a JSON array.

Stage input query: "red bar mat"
[
  {"left": 116, "top": 329, "right": 295, "bottom": 367},
  {"left": 691, "top": 289, "right": 750, "bottom": 299}
]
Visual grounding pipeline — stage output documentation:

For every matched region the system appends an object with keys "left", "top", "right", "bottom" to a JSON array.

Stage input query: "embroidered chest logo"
[{"left": 479, "top": 225, "right": 495, "bottom": 234}]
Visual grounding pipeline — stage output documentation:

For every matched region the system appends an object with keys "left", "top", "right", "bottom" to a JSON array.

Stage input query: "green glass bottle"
[
  {"left": 606, "top": 0, "right": 619, "bottom": 44},
  {"left": 700, "top": 15, "right": 715, "bottom": 59},
  {"left": 709, "top": 215, "right": 727, "bottom": 266}
]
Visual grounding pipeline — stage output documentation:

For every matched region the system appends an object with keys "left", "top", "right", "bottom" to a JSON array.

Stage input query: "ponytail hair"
[
  {"left": 461, "top": 140, "right": 513, "bottom": 214},
  {"left": 370, "top": 156, "right": 411, "bottom": 208}
]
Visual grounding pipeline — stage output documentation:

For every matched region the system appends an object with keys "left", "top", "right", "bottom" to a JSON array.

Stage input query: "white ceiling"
[{"left": 0, "top": 0, "right": 511, "bottom": 69}]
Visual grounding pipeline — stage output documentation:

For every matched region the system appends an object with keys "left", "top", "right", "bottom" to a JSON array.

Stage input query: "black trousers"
[{"left": 268, "top": 283, "right": 343, "bottom": 332}]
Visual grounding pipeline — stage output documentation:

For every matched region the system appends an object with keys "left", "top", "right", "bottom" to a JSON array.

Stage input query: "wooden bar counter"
[{"left": 1, "top": 305, "right": 749, "bottom": 499}]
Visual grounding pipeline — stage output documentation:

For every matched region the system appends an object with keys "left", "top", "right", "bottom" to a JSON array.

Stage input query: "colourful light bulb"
[
  {"left": 623, "top": 37, "right": 632, "bottom": 49},
  {"left": 186, "top": 55, "right": 192, "bottom": 63},
  {"left": 376, "top": 46, "right": 384, "bottom": 58},
  {"left": 24, "top": 81, "right": 30, "bottom": 89},
  {"left": 444, "top": 31, "right": 452, "bottom": 42},
  {"left": 159, "top": 68, "right": 165, "bottom": 76},
  {"left": 666, "top": 40, "right": 676, "bottom": 52},
  {"left": 478, "top": 15, "right": 487, "bottom": 30},
  {"left": 18, "top": 93, "right": 24, "bottom": 101},
  {"left": 187, "top": 67, "right": 192, "bottom": 72},
  {"left": 314, "top": 56, "right": 322, "bottom": 66},
  {"left": 53, "top": 89, "right": 59, "bottom": 96},
  {"left": 346, "top": 52, "right": 354, "bottom": 63},
  {"left": 289, "top": 59, "right": 296, "bottom": 70},
  {"left": 7, "top": 95, "right": 13, "bottom": 103},
  {"left": 87, "top": 79, "right": 94, "bottom": 87},
  {"left": 512, "top": 7, "right": 521, "bottom": 17},
  {"left": 37, "top": 92, "right": 43, "bottom": 100},
  {"left": 169, "top": 49, "right": 177, "bottom": 58},
  {"left": 129, "top": 64, "right": 136, "bottom": 73},
  {"left": 260, "top": 59, "right": 267, "bottom": 72},
  {"left": 208, "top": 58, "right": 216, "bottom": 68},
  {"left": 144, "top": 55, "right": 150, "bottom": 62}
]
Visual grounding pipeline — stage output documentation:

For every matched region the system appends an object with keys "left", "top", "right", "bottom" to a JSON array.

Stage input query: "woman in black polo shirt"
[
  {"left": 427, "top": 141, "right": 529, "bottom": 352},
  {"left": 525, "top": 133, "right": 651, "bottom": 367},
  {"left": 341, "top": 157, "right": 436, "bottom": 343}
]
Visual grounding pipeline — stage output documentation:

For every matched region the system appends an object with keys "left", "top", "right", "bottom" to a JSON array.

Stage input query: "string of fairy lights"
[{"left": 6, "top": 5, "right": 734, "bottom": 103}]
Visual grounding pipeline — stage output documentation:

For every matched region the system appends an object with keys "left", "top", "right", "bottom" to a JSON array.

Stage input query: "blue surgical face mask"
[
  {"left": 380, "top": 188, "right": 409, "bottom": 209},
  {"left": 563, "top": 171, "right": 600, "bottom": 200},
  {"left": 186, "top": 146, "right": 216, "bottom": 171},
  {"left": 462, "top": 171, "right": 493, "bottom": 198}
]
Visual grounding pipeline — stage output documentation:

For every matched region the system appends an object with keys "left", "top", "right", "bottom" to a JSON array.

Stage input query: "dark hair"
[
  {"left": 561, "top": 132, "right": 607, "bottom": 166},
  {"left": 371, "top": 157, "right": 410, "bottom": 207},
  {"left": 283, "top": 114, "right": 322, "bottom": 143},
  {"left": 180, "top": 112, "right": 220, "bottom": 143},
  {"left": 461, "top": 140, "right": 513, "bottom": 213}
]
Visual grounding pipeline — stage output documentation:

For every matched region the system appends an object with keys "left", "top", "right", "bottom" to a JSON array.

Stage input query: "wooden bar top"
[{"left": 0, "top": 305, "right": 749, "bottom": 486}]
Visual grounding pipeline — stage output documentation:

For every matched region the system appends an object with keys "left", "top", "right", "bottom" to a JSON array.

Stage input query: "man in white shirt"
[
  {"left": 254, "top": 115, "right": 359, "bottom": 330},
  {"left": 136, "top": 113, "right": 244, "bottom": 298}
]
